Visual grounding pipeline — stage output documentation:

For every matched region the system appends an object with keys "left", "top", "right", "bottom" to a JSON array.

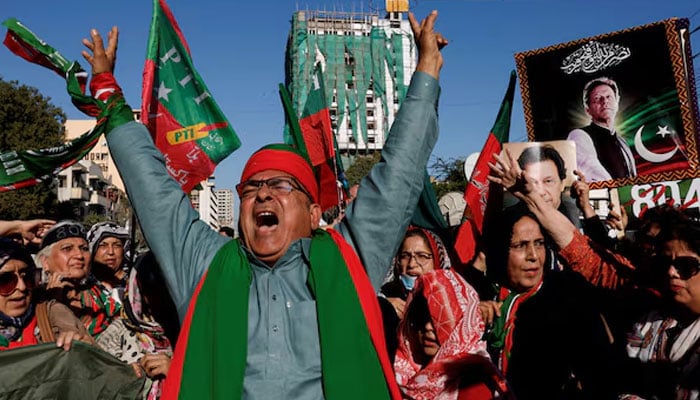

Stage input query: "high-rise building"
[
  {"left": 215, "top": 188, "right": 234, "bottom": 229},
  {"left": 189, "top": 176, "right": 219, "bottom": 231},
  {"left": 285, "top": 2, "right": 416, "bottom": 163}
]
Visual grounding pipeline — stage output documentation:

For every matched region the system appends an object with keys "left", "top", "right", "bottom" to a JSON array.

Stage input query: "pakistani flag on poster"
[
  {"left": 0, "top": 18, "right": 114, "bottom": 192},
  {"left": 141, "top": 0, "right": 241, "bottom": 193},
  {"left": 454, "top": 71, "right": 516, "bottom": 264}
]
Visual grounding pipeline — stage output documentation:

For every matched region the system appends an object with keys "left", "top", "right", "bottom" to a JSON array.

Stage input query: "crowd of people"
[{"left": 0, "top": 8, "right": 698, "bottom": 400}]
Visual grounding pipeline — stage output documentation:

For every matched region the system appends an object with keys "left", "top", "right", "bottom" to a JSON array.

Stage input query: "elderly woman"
[
  {"left": 393, "top": 269, "right": 507, "bottom": 399},
  {"left": 484, "top": 205, "right": 625, "bottom": 399},
  {"left": 0, "top": 238, "right": 90, "bottom": 350},
  {"left": 36, "top": 220, "right": 120, "bottom": 338}
]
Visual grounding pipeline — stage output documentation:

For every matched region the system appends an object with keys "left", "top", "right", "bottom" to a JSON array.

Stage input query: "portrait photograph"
[
  {"left": 501, "top": 140, "right": 578, "bottom": 211},
  {"left": 515, "top": 18, "right": 699, "bottom": 189}
]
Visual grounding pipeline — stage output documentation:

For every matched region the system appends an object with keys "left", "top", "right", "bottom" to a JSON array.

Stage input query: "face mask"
[{"left": 399, "top": 274, "right": 417, "bottom": 291}]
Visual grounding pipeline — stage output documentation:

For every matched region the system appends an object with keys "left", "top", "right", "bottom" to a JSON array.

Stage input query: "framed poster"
[{"left": 515, "top": 18, "right": 699, "bottom": 190}]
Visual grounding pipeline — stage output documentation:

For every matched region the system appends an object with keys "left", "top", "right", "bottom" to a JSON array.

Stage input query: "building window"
[
  {"left": 347, "top": 82, "right": 354, "bottom": 89},
  {"left": 367, "top": 109, "right": 374, "bottom": 117},
  {"left": 366, "top": 96, "right": 374, "bottom": 104},
  {"left": 368, "top": 135, "right": 376, "bottom": 144},
  {"left": 368, "top": 122, "right": 375, "bottom": 130}
]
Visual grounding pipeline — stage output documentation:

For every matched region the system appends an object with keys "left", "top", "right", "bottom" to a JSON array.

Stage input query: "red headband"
[{"left": 240, "top": 148, "right": 319, "bottom": 203}]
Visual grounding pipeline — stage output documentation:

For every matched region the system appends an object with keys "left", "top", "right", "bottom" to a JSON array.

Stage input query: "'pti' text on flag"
[{"left": 141, "top": 0, "right": 241, "bottom": 193}]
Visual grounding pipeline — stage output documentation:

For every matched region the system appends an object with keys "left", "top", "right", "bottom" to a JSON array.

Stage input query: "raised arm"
[
  {"left": 336, "top": 11, "right": 447, "bottom": 290},
  {"left": 81, "top": 27, "right": 227, "bottom": 319}
]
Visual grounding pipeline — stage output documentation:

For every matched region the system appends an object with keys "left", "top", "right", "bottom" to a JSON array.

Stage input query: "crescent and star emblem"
[{"left": 634, "top": 124, "right": 678, "bottom": 163}]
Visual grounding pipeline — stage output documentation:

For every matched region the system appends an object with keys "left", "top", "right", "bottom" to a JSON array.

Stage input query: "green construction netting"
[{"left": 284, "top": 12, "right": 413, "bottom": 148}]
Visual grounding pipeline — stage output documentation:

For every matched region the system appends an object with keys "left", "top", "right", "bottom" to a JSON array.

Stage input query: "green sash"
[{"left": 170, "top": 229, "right": 392, "bottom": 399}]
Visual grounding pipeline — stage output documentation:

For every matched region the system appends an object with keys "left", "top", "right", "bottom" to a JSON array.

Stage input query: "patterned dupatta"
[
  {"left": 626, "top": 311, "right": 700, "bottom": 398},
  {"left": 394, "top": 269, "right": 500, "bottom": 400}
]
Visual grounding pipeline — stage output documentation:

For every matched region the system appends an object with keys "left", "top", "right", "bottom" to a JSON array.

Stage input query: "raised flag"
[
  {"left": 454, "top": 71, "right": 517, "bottom": 264},
  {"left": 1, "top": 18, "right": 118, "bottom": 191},
  {"left": 279, "top": 63, "right": 347, "bottom": 212},
  {"left": 141, "top": 0, "right": 241, "bottom": 193}
]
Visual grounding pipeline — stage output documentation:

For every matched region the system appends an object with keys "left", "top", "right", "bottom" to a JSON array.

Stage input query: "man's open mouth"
[{"left": 256, "top": 211, "right": 279, "bottom": 227}]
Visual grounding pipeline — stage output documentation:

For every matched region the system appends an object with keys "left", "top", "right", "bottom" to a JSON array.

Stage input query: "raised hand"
[
  {"left": 81, "top": 26, "right": 119, "bottom": 75},
  {"left": 409, "top": 10, "right": 448, "bottom": 79},
  {"left": 487, "top": 148, "right": 522, "bottom": 191}
]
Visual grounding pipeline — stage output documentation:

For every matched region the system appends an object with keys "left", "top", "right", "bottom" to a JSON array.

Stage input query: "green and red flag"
[
  {"left": 454, "top": 71, "right": 516, "bottom": 264},
  {"left": 280, "top": 62, "right": 347, "bottom": 212},
  {"left": 141, "top": 0, "right": 240, "bottom": 193},
  {"left": 1, "top": 18, "right": 117, "bottom": 191}
]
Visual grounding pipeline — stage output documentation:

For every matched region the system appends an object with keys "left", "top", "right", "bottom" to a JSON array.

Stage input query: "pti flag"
[
  {"left": 1, "top": 18, "right": 116, "bottom": 191},
  {"left": 454, "top": 71, "right": 516, "bottom": 264},
  {"left": 280, "top": 63, "right": 346, "bottom": 212},
  {"left": 141, "top": 0, "right": 241, "bottom": 193}
]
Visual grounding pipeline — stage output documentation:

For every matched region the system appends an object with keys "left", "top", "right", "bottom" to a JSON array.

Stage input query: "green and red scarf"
[
  {"left": 488, "top": 280, "right": 543, "bottom": 374},
  {"left": 161, "top": 229, "right": 401, "bottom": 400}
]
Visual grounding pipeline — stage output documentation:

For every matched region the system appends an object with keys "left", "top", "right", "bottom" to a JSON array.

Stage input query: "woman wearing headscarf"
[
  {"left": 36, "top": 220, "right": 120, "bottom": 338},
  {"left": 379, "top": 226, "right": 451, "bottom": 360},
  {"left": 394, "top": 269, "right": 507, "bottom": 399},
  {"left": 86, "top": 221, "right": 131, "bottom": 303},
  {"left": 0, "top": 238, "right": 91, "bottom": 350}
]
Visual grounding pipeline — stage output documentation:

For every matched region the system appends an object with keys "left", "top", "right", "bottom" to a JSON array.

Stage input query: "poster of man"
[
  {"left": 501, "top": 140, "right": 580, "bottom": 224},
  {"left": 514, "top": 17, "right": 699, "bottom": 189}
]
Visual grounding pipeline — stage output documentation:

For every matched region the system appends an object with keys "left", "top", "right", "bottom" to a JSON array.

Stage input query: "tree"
[
  {"left": 344, "top": 152, "right": 382, "bottom": 186},
  {"left": 0, "top": 78, "right": 66, "bottom": 219},
  {"left": 429, "top": 156, "right": 467, "bottom": 200}
]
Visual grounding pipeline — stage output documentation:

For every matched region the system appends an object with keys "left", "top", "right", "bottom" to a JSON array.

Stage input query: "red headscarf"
[{"left": 394, "top": 269, "right": 504, "bottom": 400}]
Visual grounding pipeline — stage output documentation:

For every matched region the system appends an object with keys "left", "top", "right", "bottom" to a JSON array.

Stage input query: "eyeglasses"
[
  {"left": 657, "top": 255, "right": 700, "bottom": 280},
  {"left": 398, "top": 251, "right": 433, "bottom": 265},
  {"left": 236, "top": 176, "right": 309, "bottom": 200},
  {"left": 0, "top": 269, "right": 34, "bottom": 296}
]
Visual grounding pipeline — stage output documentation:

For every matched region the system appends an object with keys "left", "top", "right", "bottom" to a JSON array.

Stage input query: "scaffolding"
[{"left": 284, "top": 8, "right": 416, "bottom": 163}]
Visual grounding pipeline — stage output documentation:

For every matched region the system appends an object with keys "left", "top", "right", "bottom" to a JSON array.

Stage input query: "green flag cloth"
[
  {"left": 141, "top": 0, "right": 241, "bottom": 193},
  {"left": 0, "top": 342, "right": 146, "bottom": 399},
  {"left": 1, "top": 18, "right": 130, "bottom": 192}
]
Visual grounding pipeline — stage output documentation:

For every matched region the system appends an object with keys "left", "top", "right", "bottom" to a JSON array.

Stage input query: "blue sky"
[{"left": 2, "top": 0, "right": 699, "bottom": 194}]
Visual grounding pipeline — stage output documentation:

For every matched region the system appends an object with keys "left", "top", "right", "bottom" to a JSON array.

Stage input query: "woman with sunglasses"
[
  {"left": 0, "top": 238, "right": 91, "bottom": 350},
  {"left": 620, "top": 216, "right": 700, "bottom": 399}
]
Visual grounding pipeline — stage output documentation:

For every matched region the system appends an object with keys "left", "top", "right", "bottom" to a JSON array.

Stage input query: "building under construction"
[{"left": 284, "top": 0, "right": 416, "bottom": 164}]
